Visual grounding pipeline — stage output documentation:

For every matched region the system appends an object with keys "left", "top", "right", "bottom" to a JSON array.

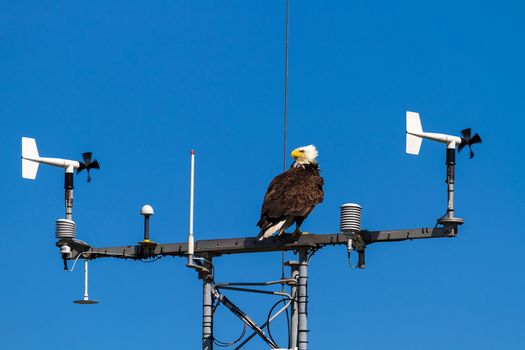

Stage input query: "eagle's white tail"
[
  {"left": 258, "top": 220, "right": 287, "bottom": 241},
  {"left": 22, "top": 137, "right": 40, "bottom": 180},
  {"left": 406, "top": 111, "right": 423, "bottom": 155}
]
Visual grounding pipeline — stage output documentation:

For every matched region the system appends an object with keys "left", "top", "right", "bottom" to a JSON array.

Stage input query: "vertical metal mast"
[
  {"left": 64, "top": 167, "right": 74, "bottom": 220},
  {"left": 286, "top": 261, "right": 300, "bottom": 349},
  {"left": 437, "top": 144, "right": 463, "bottom": 226},
  {"left": 202, "top": 261, "right": 214, "bottom": 350},
  {"left": 445, "top": 146, "right": 456, "bottom": 220},
  {"left": 297, "top": 249, "right": 309, "bottom": 350}
]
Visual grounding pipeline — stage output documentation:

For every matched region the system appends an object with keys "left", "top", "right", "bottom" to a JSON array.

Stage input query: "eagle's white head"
[{"left": 291, "top": 145, "right": 318, "bottom": 165}]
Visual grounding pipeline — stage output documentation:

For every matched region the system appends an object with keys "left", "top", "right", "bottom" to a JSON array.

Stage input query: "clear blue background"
[{"left": 1, "top": 1, "right": 524, "bottom": 349}]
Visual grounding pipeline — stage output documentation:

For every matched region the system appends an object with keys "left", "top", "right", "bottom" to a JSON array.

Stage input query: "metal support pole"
[
  {"left": 143, "top": 215, "right": 150, "bottom": 241},
  {"left": 83, "top": 258, "right": 89, "bottom": 300},
  {"left": 297, "top": 250, "right": 309, "bottom": 350},
  {"left": 445, "top": 147, "right": 455, "bottom": 220},
  {"left": 438, "top": 146, "right": 463, "bottom": 226},
  {"left": 285, "top": 261, "right": 300, "bottom": 350},
  {"left": 202, "top": 260, "right": 214, "bottom": 350},
  {"left": 64, "top": 169, "right": 74, "bottom": 220}
]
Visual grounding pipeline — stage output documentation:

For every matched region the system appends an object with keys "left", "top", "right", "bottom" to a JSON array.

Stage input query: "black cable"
[
  {"left": 435, "top": 210, "right": 448, "bottom": 228},
  {"left": 283, "top": 0, "right": 289, "bottom": 171},
  {"left": 347, "top": 252, "right": 358, "bottom": 269},
  {"left": 307, "top": 247, "right": 319, "bottom": 262},
  {"left": 138, "top": 256, "right": 163, "bottom": 263},
  {"left": 266, "top": 297, "right": 292, "bottom": 347},
  {"left": 212, "top": 300, "right": 247, "bottom": 347}
]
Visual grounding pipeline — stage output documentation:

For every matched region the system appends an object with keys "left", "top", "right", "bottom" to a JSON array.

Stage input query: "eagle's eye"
[{"left": 299, "top": 150, "right": 305, "bottom": 153}]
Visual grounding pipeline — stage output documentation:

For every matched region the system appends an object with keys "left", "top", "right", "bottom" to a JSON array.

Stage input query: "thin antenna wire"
[
  {"left": 281, "top": 0, "right": 290, "bottom": 288},
  {"left": 283, "top": 0, "right": 289, "bottom": 171}
]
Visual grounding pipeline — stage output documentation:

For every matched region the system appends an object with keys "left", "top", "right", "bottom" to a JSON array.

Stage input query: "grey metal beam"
[{"left": 60, "top": 227, "right": 457, "bottom": 261}]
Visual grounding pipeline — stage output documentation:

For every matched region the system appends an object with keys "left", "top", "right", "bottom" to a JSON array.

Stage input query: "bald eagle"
[{"left": 257, "top": 145, "right": 324, "bottom": 240}]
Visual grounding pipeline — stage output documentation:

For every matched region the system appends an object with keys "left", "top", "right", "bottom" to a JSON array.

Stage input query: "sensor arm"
[
  {"left": 59, "top": 227, "right": 458, "bottom": 261},
  {"left": 22, "top": 156, "right": 80, "bottom": 172},
  {"left": 405, "top": 111, "right": 465, "bottom": 154},
  {"left": 405, "top": 131, "right": 462, "bottom": 149}
]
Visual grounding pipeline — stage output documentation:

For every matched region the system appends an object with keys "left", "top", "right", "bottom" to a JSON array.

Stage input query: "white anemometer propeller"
[{"left": 405, "top": 111, "right": 482, "bottom": 158}]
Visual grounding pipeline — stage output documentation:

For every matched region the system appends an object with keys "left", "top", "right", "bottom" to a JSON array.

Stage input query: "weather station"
[
  {"left": 19, "top": 4, "right": 483, "bottom": 350},
  {"left": 20, "top": 110, "right": 481, "bottom": 350}
]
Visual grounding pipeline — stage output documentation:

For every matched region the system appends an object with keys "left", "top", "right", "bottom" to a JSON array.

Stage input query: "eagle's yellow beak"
[{"left": 291, "top": 149, "right": 302, "bottom": 159}]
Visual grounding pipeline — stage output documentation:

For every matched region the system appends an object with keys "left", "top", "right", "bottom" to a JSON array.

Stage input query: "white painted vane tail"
[
  {"left": 406, "top": 111, "right": 423, "bottom": 155},
  {"left": 22, "top": 137, "right": 39, "bottom": 179}
]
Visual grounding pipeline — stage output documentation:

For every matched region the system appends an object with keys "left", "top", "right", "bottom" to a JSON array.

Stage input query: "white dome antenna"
[{"left": 139, "top": 204, "right": 156, "bottom": 245}]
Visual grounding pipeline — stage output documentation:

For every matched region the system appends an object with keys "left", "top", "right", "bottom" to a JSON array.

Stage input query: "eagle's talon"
[
  {"left": 278, "top": 232, "right": 296, "bottom": 242},
  {"left": 290, "top": 229, "right": 303, "bottom": 240},
  {"left": 280, "top": 234, "right": 296, "bottom": 242}
]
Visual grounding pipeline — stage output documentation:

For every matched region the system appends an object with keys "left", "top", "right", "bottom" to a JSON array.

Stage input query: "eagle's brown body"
[{"left": 257, "top": 162, "right": 324, "bottom": 240}]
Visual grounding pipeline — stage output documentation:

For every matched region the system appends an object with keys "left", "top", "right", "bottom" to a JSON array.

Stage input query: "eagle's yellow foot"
[
  {"left": 278, "top": 231, "right": 296, "bottom": 242},
  {"left": 290, "top": 228, "right": 305, "bottom": 240}
]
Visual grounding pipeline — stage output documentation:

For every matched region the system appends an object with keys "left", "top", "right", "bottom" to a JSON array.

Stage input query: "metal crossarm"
[{"left": 59, "top": 227, "right": 457, "bottom": 261}]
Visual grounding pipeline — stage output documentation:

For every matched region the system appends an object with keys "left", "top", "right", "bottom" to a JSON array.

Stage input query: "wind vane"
[{"left": 406, "top": 111, "right": 482, "bottom": 226}]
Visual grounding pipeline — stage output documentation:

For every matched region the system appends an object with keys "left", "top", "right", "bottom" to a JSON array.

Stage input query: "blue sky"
[{"left": 1, "top": 1, "right": 524, "bottom": 349}]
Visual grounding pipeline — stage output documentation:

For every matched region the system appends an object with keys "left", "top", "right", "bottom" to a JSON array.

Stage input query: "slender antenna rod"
[
  {"left": 188, "top": 150, "right": 195, "bottom": 265},
  {"left": 73, "top": 259, "right": 98, "bottom": 304},
  {"left": 83, "top": 259, "right": 90, "bottom": 299}
]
